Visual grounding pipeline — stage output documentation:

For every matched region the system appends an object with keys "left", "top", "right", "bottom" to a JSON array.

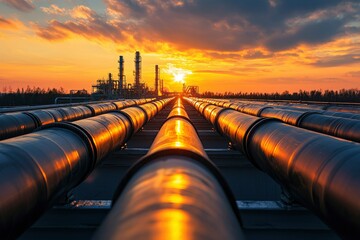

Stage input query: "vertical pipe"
[
  {"left": 108, "top": 73, "right": 113, "bottom": 96},
  {"left": 134, "top": 51, "right": 141, "bottom": 89},
  {"left": 118, "top": 56, "right": 124, "bottom": 91},
  {"left": 155, "top": 65, "right": 159, "bottom": 97}
]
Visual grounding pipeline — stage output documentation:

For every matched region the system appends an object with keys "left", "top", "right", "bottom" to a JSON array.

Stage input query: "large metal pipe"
[
  {"left": 0, "top": 127, "right": 91, "bottom": 239},
  {"left": 325, "top": 105, "right": 360, "bottom": 114},
  {"left": 0, "top": 99, "right": 119, "bottom": 114},
  {"left": 298, "top": 113, "right": 360, "bottom": 142},
  {"left": 321, "top": 110, "right": 360, "bottom": 120},
  {"left": 192, "top": 98, "right": 360, "bottom": 142},
  {"left": 0, "top": 98, "right": 173, "bottom": 239},
  {"left": 94, "top": 98, "right": 244, "bottom": 240},
  {"left": 0, "top": 98, "right": 155, "bottom": 140},
  {"left": 0, "top": 113, "right": 38, "bottom": 140},
  {"left": 185, "top": 97, "right": 360, "bottom": 238},
  {"left": 195, "top": 97, "right": 360, "bottom": 117},
  {"left": 168, "top": 99, "right": 189, "bottom": 119}
]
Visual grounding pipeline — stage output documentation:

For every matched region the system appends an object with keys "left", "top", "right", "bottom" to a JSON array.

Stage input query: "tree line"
[
  {"left": 201, "top": 89, "right": 360, "bottom": 103},
  {"left": 0, "top": 86, "right": 89, "bottom": 106},
  {"left": 1, "top": 87, "right": 359, "bottom": 106}
]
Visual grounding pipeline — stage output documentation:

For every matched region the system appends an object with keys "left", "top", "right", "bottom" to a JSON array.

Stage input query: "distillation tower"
[
  {"left": 92, "top": 51, "right": 159, "bottom": 99},
  {"left": 134, "top": 51, "right": 141, "bottom": 90},
  {"left": 155, "top": 65, "right": 159, "bottom": 97},
  {"left": 118, "top": 56, "right": 125, "bottom": 92}
]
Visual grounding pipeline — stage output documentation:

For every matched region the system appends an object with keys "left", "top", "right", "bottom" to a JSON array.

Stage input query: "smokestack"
[
  {"left": 160, "top": 79, "right": 164, "bottom": 95},
  {"left": 134, "top": 51, "right": 141, "bottom": 88},
  {"left": 118, "top": 56, "right": 124, "bottom": 91},
  {"left": 155, "top": 65, "right": 159, "bottom": 96},
  {"left": 108, "top": 73, "right": 113, "bottom": 95}
]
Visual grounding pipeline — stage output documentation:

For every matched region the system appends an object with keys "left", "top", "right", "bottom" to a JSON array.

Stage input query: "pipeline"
[
  {"left": 208, "top": 97, "right": 360, "bottom": 114},
  {"left": 94, "top": 98, "right": 244, "bottom": 240},
  {"left": 321, "top": 110, "right": 360, "bottom": 120},
  {"left": 0, "top": 98, "right": 155, "bottom": 114},
  {"left": 191, "top": 98, "right": 360, "bottom": 142},
  {"left": 0, "top": 98, "right": 173, "bottom": 239},
  {"left": 196, "top": 97, "right": 360, "bottom": 118},
  {"left": 0, "top": 98, "right": 156, "bottom": 141},
  {"left": 185, "top": 97, "right": 360, "bottom": 239}
]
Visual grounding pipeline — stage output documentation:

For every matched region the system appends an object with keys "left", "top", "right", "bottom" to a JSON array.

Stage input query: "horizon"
[{"left": 0, "top": 0, "right": 359, "bottom": 93}]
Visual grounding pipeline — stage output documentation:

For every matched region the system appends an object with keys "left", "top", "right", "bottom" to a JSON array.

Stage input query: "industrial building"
[
  {"left": 91, "top": 51, "right": 197, "bottom": 99},
  {"left": 91, "top": 51, "right": 162, "bottom": 99}
]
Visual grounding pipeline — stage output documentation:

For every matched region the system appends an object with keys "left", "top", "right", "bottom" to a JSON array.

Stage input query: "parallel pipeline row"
[
  {"left": 2, "top": 97, "right": 360, "bottom": 239},
  {"left": 191, "top": 97, "right": 360, "bottom": 142},
  {"left": 0, "top": 98, "right": 155, "bottom": 140},
  {"left": 185, "top": 97, "right": 360, "bottom": 239},
  {"left": 202, "top": 98, "right": 360, "bottom": 115},
  {"left": 0, "top": 98, "right": 172, "bottom": 239},
  {"left": 93, "top": 98, "right": 244, "bottom": 239},
  {"left": 0, "top": 98, "right": 142, "bottom": 114}
]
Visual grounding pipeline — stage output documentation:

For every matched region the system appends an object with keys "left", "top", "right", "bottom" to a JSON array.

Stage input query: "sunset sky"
[{"left": 0, "top": 0, "right": 359, "bottom": 93}]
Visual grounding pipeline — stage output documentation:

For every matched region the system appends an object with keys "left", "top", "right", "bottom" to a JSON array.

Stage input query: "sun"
[
  {"left": 174, "top": 73, "right": 185, "bottom": 83},
  {"left": 164, "top": 64, "right": 192, "bottom": 84}
]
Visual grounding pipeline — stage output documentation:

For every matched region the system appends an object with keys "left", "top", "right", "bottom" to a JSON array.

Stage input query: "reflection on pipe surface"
[
  {"left": 94, "top": 98, "right": 244, "bottom": 240},
  {"left": 0, "top": 128, "right": 90, "bottom": 238},
  {"left": 0, "top": 98, "right": 156, "bottom": 141},
  {"left": 190, "top": 98, "right": 360, "bottom": 142},
  {"left": 0, "top": 98, "right": 173, "bottom": 239},
  {"left": 185, "top": 97, "right": 360, "bottom": 239}
]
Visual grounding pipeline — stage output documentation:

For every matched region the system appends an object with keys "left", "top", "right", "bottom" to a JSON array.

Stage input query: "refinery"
[{"left": 90, "top": 51, "right": 199, "bottom": 99}]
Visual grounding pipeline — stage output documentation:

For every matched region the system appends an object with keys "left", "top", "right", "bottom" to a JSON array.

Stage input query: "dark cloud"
[
  {"left": 103, "top": 0, "right": 359, "bottom": 52},
  {"left": 265, "top": 18, "right": 346, "bottom": 51},
  {"left": 313, "top": 54, "right": 360, "bottom": 67},
  {"left": 34, "top": 1, "right": 360, "bottom": 53},
  {"left": 1, "top": 0, "right": 34, "bottom": 12},
  {"left": 243, "top": 50, "right": 273, "bottom": 59}
]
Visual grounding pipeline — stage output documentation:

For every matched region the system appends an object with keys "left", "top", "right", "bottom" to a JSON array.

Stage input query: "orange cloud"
[
  {"left": 32, "top": 10, "right": 124, "bottom": 43},
  {"left": 0, "top": 16, "right": 23, "bottom": 29},
  {"left": 69, "top": 5, "right": 96, "bottom": 20},
  {"left": 41, "top": 4, "right": 66, "bottom": 15},
  {"left": 40, "top": 5, "right": 95, "bottom": 20}
]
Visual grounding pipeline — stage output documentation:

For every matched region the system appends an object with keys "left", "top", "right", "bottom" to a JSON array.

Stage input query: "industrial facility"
[
  {"left": 91, "top": 51, "right": 198, "bottom": 99},
  {"left": 91, "top": 51, "right": 152, "bottom": 98}
]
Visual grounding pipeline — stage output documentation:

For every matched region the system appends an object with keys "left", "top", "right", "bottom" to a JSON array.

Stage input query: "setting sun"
[
  {"left": 174, "top": 73, "right": 185, "bottom": 83},
  {"left": 163, "top": 64, "right": 192, "bottom": 84}
]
